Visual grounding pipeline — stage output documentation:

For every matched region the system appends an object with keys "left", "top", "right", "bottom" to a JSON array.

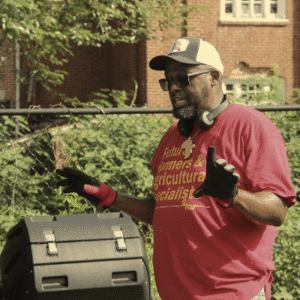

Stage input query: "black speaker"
[{"left": 0, "top": 213, "right": 153, "bottom": 300}]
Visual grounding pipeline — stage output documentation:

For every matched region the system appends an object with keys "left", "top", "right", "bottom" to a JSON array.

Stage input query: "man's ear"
[{"left": 210, "top": 70, "right": 220, "bottom": 87}]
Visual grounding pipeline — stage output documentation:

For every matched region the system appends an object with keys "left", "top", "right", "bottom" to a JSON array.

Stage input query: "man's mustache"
[{"left": 170, "top": 91, "right": 186, "bottom": 99}]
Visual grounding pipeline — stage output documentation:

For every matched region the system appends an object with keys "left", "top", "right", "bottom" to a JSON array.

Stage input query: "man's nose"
[{"left": 168, "top": 81, "right": 181, "bottom": 94}]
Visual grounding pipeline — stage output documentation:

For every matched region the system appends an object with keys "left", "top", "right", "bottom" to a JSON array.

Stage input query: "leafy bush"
[
  {"left": 0, "top": 91, "right": 174, "bottom": 296},
  {"left": 0, "top": 87, "right": 299, "bottom": 299},
  {"left": 272, "top": 202, "right": 300, "bottom": 300},
  {"left": 266, "top": 110, "right": 300, "bottom": 196},
  {"left": 230, "top": 65, "right": 300, "bottom": 299},
  {"left": 229, "top": 63, "right": 285, "bottom": 107}
]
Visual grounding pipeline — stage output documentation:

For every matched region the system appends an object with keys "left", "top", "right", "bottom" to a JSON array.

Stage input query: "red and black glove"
[
  {"left": 194, "top": 146, "right": 240, "bottom": 208},
  {"left": 56, "top": 167, "right": 117, "bottom": 210}
]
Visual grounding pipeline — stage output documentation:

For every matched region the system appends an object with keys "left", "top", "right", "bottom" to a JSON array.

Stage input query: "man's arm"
[
  {"left": 234, "top": 190, "right": 288, "bottom": 227},
  {"left": 56, "top": 167, "right": 156, "bottom": 225},
  {"left": 194, "top": 147, "right": 289, "bottom": 227},
  {"left": 112, "top": 194, "right": 156, "bottom": 225}
]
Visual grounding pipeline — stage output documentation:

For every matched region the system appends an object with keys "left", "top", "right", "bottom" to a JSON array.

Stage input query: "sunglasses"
[{"left": 159, "top": 69, "right": 214, "bottom": 91}]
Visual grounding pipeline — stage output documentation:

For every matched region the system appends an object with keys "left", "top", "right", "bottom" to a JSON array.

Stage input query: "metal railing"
[{"left": 1, "top": 104, "right": 300, "bottom": 116}]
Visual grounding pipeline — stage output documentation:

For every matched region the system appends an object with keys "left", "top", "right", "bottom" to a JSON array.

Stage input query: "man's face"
[{"left": 164, "top": 60, "right": 212, "bottom": 120}]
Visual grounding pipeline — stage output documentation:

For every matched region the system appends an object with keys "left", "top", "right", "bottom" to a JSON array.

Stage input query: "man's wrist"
[
  {"left": 99, "top": 190, "right": 117, "bottom": 210},
  {"left": 216, "top": 189, "right": 239, "bottom": 209}
]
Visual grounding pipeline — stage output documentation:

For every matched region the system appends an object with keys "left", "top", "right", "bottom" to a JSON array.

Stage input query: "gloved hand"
[
  {"left": 56, "top": 167, "right": 117, "bottom": 210},
  {"left": 194, "top": 146, "right": 240, "bottom": 208}
]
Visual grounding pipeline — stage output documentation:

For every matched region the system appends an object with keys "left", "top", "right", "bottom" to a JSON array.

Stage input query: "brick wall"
[
  {"left": 20, "top": 40, "right": 146, "bottom": 108},
  {"left": 146, "top": 0, "right": 296, "bottom": 107},
  {"left": 0, "top": 37, "right": 15, "bottom": 107},
  {"left": 292, "top": 1, "right": 300, "bottom": 94},
  {"left": 1, "top": 1, "right": 299, "bottom": 108},
  {"left": 218, "top": 2, "right": 294, "bottom": 98},
  {"left": 146, "top": 27, "right": 182, "bottom": 108}
]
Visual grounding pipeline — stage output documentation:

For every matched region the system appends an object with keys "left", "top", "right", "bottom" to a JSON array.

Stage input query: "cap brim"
[{"left": 149, "top": 54, "right": 201, "bottom": 71}]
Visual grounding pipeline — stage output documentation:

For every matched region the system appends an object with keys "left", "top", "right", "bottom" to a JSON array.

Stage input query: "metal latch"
[
  {"left": 44, "top": 229, "right": 58, "bottom": 255},
  {"left": 112, "top": 225, "right": 127, "bottom": 251}
]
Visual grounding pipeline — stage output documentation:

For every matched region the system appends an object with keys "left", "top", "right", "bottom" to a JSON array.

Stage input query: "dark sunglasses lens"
[
  {"left": 175, "top": 75, "right": 189, "bottom": 89},
  {"left": 159, "top": 79, "right": 168, "bottom": 91},
  {"left": 159, "top": 74, "right": 190, "bottom": 91}
]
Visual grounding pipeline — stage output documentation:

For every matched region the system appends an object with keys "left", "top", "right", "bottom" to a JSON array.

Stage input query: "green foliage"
[
  {"left": 0, "top": 86, "right": 299, "bottom": 299},
  {"left": 0, "top": 88, "right": 173, "bottom": 296},
  {"left": 269, "top": 109, "right": 300, "bottom": 300},
  {"left": 229, "top": 65, "right": 300, "bottom": 299},
  {"left": 272, "top": 202, "right": 300, "bottom": 300},
  {"left": 53, "top": 90, "right": 173, "bottom": 199},
  {"left": 63, "top": 80, "right": 139, "bottom": 108},
  {"left": 230, "top": 63, "right": 285, "bottom": 106},
  {"left": 0, "top": 0, "right": 208, "bottom": 91},
  {"left": 290, "top": 88, "right": 300, "bottom": 104},
  {"left": 0, "top": 117, "right": 35, "bottom": 207},
  {"left": 265, "top": 110, "right": 300, "bottom": 195}
]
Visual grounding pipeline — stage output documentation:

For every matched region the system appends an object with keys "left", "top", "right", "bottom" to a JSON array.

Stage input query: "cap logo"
[{"left": 168, "top": 39, "right": 189, "bottom": 55}]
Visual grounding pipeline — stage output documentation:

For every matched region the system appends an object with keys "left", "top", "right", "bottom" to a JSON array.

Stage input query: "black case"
[{"left": 0, "top": 212, "right": 153, "bottom": 300}]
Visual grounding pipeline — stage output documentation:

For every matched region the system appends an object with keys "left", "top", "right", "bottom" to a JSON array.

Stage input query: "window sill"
[{"left": 219, "top": 18, "right": 289, "bottom": 26}]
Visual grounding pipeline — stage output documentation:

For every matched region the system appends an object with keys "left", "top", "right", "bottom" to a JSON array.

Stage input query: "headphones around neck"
[{"left": 177, "top": 95, "right": 231, "bottom": 137}]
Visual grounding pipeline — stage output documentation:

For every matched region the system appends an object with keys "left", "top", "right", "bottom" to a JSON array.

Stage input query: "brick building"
[
  {"left": 0, "top": 38, "right": 17, "bottom": 109},
  {"left": 147, "top": 0, "right": 297, "bottom": 107},
  {"left": 0, "top": 0, "right": 298, "bottom": 108}
]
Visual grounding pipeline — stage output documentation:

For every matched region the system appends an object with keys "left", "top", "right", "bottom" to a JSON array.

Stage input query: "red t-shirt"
[{"left": 151, "top": 104, "right": 296, "bottom": 300}]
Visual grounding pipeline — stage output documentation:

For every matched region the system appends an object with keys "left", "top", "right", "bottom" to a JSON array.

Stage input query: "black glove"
[
  {"left": 56, "top": 167, "right": 117, "bottom": 210},
  {"left": 194, "top": 146, "right": 240, "bottom": 208}
]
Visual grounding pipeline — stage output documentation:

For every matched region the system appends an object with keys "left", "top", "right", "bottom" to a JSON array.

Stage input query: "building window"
[
  {"left": 0, "top": 101, "right": 12, "bottom": 109},
  {"left": 224, "top": 80, "right": 271, "bottom": 99},
  {"left": 254, "top": 0, "right": 263, "bottom": 16},
  {"left": 240, "top": 0, "right": 263, "bottom": 18},
  {"left": 225, "top": 0, "right": 233, "bottom": 13},
  {"left": 240, "top": 83, "right": 266, "bottom": 99},
  {"left": 223, "top": 78, "right": 285, "bottom": 105},
  {"left": 241, "top": 0, "right": 250, "bottom": 17},
  {"left": 270, "top": 0, "right": 278, "bottom": 14},
  {"left": 220, "top": 0, "right": 287, "bottom": 23}
]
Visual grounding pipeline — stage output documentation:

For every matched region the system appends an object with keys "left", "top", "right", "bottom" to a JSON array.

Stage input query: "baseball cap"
[{"left": 149, "top": 37, "right": 224, "bottom": 74}]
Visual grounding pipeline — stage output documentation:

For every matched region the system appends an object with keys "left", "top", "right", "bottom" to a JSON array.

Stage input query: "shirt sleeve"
[{"left": 244, "top": 132, "right": 296, "bottom": 208}]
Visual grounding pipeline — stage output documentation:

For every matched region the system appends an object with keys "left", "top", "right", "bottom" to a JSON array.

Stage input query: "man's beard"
[
  {"left": 172, "top": 105, "right": 195, "bottom": 120},
  {"left": 172, "top": 83, "right": 209, "bottom": 121}
]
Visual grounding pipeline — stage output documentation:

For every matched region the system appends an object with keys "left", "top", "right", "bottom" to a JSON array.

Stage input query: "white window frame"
[
  {"left": 220, "top": 0, "right": 288, "bottom": 25},
  {"left": 223, "top": 78, "right": 286, "bottom": 105}
]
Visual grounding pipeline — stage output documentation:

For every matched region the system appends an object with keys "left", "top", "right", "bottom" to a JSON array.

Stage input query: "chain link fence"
[
  {"left": 0, "top": 105, "right": 299, "bottom": 299},
  {"left": 0, "top": 108, "right": 174, "bottom": 217},
  {"left": 0, "top": 105, "right": 299, "bottom": 218}
]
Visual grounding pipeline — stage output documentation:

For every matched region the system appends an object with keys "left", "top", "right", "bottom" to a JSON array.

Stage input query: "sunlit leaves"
[{"left": 0, "top": 0, "right": 207, "bottom": 91}]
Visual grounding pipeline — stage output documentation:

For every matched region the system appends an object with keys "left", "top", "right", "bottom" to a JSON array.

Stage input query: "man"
[{"left": 57, "top": 37, "right": 296, "bottom": 300}]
